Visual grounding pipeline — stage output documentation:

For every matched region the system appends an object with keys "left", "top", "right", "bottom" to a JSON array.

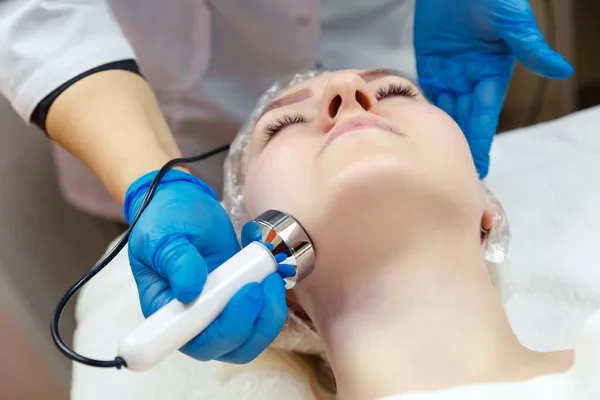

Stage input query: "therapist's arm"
[
  {"left": 0, "top": 0, "right": 183, "bottom": 202},
  {"left": 46, "top": 69, "right": 182, "bottom": 203}
]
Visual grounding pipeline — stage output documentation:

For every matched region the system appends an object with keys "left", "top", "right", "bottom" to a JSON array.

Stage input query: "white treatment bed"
[{"left": 70, "top": 106, "right": 600, "bottom": 399}]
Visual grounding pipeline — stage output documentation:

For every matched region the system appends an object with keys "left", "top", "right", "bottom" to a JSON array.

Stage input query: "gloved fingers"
[
  {"left": 416, "top": 55, "right": 445, "bottom": 102},
  {"left": 463, "top": 53, "right": 515, "bottom": 84},
  {"left": 468, "top": 77, "right": 511, "bottom": 179},
  {"left": 274, "top": 253, "right": 297, "bottom": 279},
  {"left": 277, "top": 264, "right": 296, "bottom": 278},
  {"left": 181, "top": 282, "right": 264, "bottom": 361},
  {"left": 154, "top": 234, "right": 209, "bottom": 304},
  {"left": 498, "top": 7, "right": 573, "bottom": 79},
  {"left": 436, "top": 92, "right": 455, "bottom": 118},
  {"left": 129, "top": 258, "right": 173, "bottom": 318},
  {"left": 445, "top": 58, "right": 474, "bottom": 94},
  {"left": 240, "top": 221, "right": 262, "bottom": 248},
  {"left": 418, "top": 55, "right": 477, "bottom": 103},
  {"left": 217, "top": 273, "right": 287, "bottom": 364},
  {"left": 456, "top": 93, "right": 472, "bottom": 135}
]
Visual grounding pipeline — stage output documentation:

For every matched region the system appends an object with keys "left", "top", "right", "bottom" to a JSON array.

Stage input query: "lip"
[{"left": 323, "top": 114, "right": 397, "bottom": 147}]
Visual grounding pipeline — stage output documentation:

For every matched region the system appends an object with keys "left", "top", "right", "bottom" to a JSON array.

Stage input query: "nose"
[{"left": 320, "top": 72, "right": 380, "bottom": 132}]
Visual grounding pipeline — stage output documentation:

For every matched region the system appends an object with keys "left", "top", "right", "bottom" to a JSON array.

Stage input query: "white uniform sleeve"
[{"left": 0, "top": 0, "right": 136, "bottom": 122}]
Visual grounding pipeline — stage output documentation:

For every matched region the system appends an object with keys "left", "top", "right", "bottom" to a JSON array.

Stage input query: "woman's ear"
[
  {"left": 480, "top": 201, "right": 494, "bottom": 242},
  {"left": 482, "top": 201, "right": 495, "bottom": 232},
  {"left": 480, "top": 186, "right": 510, "bottom": 264}
]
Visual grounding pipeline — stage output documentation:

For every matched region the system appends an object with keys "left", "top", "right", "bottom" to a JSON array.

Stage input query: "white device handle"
[{"left": 118, "top": 241, "right": 277, "bottom": 371}]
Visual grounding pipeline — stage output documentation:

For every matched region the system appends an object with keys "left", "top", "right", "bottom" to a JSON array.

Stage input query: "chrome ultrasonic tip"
[{"left": 241, "top": 210, "right": 315, "bottom": 288}]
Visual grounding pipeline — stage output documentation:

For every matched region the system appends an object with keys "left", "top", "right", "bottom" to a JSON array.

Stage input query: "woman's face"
[{"left": 243, "top": 70, "right": 485, "bottom": 251}]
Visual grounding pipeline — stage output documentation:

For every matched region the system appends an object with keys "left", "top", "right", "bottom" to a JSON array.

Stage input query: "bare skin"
[
  {"left": 46, "top": 70, "right": 185, "bottom": 203},
  {"left": 294, "top": 231, "right": 573, "bottom": 400}
]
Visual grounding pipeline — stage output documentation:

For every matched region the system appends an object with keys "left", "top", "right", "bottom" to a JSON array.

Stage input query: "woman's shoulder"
[{"left": 378, "top": 309, "right": 600, "bottom": 400}]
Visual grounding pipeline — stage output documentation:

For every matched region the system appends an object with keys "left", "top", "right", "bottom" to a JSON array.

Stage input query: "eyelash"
[
  {"left": 375, "top": 82, "right": 419, "bottom": 100},
  {"left": 261, "top": 82, "right": 418, "bottom": 142},
  {"left": 262, "top": 114, "right": 305, "bottom": 143}
]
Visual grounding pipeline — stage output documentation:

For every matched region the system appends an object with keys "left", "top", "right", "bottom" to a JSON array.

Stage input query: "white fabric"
[
  {"left": 0, "top": 0, "right": 417, "bottom": 220},
  {"left": 71, "top": 106, "right": 600, "bottom": 399},
  {"left": 486, "top": 106, "right": 600, "bottom": 352}
]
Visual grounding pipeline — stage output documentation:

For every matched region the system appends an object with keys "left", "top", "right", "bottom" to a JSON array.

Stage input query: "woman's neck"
[{"left": 295, "top": 234, "right": 564, "bottom": 400}]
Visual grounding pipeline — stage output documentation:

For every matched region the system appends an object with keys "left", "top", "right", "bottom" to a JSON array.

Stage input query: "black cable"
[
  {"left": 51, "top": 144, "right": 230, "bottom": 369},
  {"left": 525, "top": 0, "right": 557, "bottom": 126}
]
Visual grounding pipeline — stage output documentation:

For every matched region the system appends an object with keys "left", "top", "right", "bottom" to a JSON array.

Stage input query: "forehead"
[
  {"left": 277, "top": 69, "right": 362, "bottom": 96},
  {"left": 277, "top": 69, "right": 415, "bottom": 97},
  {"left": 258, "top": 69, "right": 417, "bottom": 120}
]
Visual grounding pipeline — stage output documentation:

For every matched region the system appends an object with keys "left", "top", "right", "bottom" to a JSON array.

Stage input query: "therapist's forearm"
[{"left": 46, "top": 70, "right": 183, "bottom": 204}]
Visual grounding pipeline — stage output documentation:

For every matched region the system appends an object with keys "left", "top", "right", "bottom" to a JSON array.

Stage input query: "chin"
[
  {"left": 311, "top": 156, "right": 419, "bottom": 235},
  {"left": 312, "top": 151, "right": 476, "bottom": 239},
  {"left": 316, "top": 138, "right": 421, "bottom": 204}
]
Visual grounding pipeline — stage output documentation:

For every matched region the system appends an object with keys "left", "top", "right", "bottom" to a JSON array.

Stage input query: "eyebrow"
[
  {"left": 259, "top": 88, "right": 312, "bottom": 120},
  {"left": 257, "top": 69, "right": 412, "bottom": 120},
  {"left": 360, "top": 68, "right": 411, "bottom": 83}
]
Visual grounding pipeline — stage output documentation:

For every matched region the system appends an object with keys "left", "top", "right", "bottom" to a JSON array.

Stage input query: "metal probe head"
[{"left": 240, "top": 210, "right": 315, "bottom": 288}]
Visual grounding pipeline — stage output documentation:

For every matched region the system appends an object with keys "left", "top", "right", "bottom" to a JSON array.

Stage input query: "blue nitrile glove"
[
  {"left": 415, "top": 0, "right": 573, "bottom": 178},
  {"left": 241, "top": 222, "right": 297, "bottom": 280},
  {"left": 124, "top": 169, "right": 287, "bottom": 364}
]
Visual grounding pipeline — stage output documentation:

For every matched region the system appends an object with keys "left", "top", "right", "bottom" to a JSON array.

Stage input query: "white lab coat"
[{"left": 0, "top": 0, "right": 417, "bottom": 220}]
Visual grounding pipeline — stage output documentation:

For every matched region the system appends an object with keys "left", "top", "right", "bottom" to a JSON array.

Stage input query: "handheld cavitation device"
[
  {"left": 50, "top": 148, "right": 315, "bottom": 372},
  {"left": 121, "top": 210, "right": 314, "bottom": 371}
]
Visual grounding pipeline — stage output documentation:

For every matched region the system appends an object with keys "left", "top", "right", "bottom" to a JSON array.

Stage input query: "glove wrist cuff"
[{"left": 123, "top": 169, "right": 218, "bottom": 224}]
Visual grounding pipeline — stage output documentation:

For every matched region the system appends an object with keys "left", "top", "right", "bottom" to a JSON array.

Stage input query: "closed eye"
[
  {"left": 376, "top": 82, "right": 419, "bottom": 100},
  {"left": 262, "top": 114, "right": 305, "bottom": 143},
  {"left": 260, "top": 82, "right": 418, "bottom": 145}
]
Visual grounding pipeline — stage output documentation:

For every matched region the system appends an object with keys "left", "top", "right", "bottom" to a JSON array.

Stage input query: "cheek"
[
  {"left": 383, "top": 103, "right": 482, "bottom": 212},
  {"left": 243, "top": 135, "right": 316, "bottom": 219},
  {"left": 429, "top": 109, "right": 472, "bottom": 156},
  {"left": 386, "top": 104, "right": 474, "bottom": 171}
]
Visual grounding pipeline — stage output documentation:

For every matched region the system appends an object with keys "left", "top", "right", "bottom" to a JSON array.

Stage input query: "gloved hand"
[
  {"left": 124, "top": 169, "right": 287, "bottom": 364},
  {"left": 415, "top": 0, "right": 573, "bottom": 178}
]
